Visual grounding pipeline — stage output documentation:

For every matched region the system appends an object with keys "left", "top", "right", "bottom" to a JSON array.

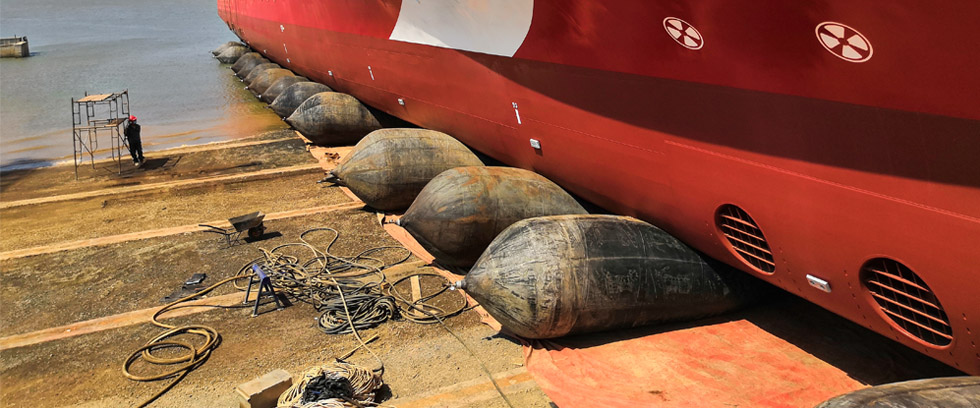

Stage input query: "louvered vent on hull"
[
  {"left": 716, "top": 205, "right": 776, "bottom": 273},
  {"left": 862, "top": 258, "right": 953, "bottom": 347}
]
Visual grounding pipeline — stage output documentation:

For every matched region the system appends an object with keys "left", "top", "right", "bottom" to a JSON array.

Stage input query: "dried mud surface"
[
  {"left": 0, "top": 172, "right": 347, "bottom": 253},
  {"left": 0, "top": 208, "right": 550, "bottom": 407},
  {"left": 1, "top": 209, "right": 383, "bottom": 335},
  {"left": 0, "top": 292, "right": 546, "bottom": 408},
  {"left": 0, "top": 136, "right": 552, "bottom": 408},
  {"left": 0, "top": 129, "right": 308, "bottom": 203}
]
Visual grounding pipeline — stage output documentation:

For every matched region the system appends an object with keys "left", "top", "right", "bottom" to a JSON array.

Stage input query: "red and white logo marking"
[
  {"left": 663, "top": 18, "right": 703, "bottom": 50},
  {"left": 816, "top": 22, "right": 872, "bottom": 62}
]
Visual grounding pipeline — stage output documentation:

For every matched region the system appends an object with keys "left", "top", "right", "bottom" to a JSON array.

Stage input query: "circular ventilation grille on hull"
[
  {"left": 716, "top": 205, "right": 776, "bottom": 273},
  {"left": 862, "top": 258, "right": 953, "bottom": 347}
]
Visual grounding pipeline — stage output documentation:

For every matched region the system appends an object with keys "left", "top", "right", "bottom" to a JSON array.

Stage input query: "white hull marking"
[{"left": 389, "top": 0, "right": 534, "bottom": 57}]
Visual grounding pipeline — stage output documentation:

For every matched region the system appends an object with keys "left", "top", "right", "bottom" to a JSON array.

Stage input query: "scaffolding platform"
[{"left": 71, "top": 91, "right": 132, "bottom": 179}]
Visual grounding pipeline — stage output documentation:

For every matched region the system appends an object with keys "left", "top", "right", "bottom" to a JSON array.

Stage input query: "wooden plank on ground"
[
  {"left": 380, "top": 214, "right": 501, "bottom": 331},
  {"left": 388, "top": 367, "right": 535, "bottom": 408},
  {"left": 293, "top": 131, "right": 354, "bottom": 173},
  {"left": 0, "top": 201, "right": 363, "bottom": 261},
  {"left": 410, "top": 275, "right": 423, "bottom": 302},
  {"left": 0, "top": 163, "right": 323, "bottom": 210},
  {"left": 0, "top": 292, "right": 244, "bottom": 351}
]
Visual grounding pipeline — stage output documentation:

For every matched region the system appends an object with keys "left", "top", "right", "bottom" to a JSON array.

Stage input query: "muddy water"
[{"left": 0, "top": 0, "right": 286, "bottom": 170}]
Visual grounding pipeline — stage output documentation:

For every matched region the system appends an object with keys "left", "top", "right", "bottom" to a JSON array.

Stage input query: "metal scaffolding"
[{"left": 71, "top": 90, "right": 131, "bottom": 180}]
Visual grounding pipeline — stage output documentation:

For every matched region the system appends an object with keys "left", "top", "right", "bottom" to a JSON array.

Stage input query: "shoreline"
[{"left": 0, "top": 124, "right": 288, "bottom": 173}]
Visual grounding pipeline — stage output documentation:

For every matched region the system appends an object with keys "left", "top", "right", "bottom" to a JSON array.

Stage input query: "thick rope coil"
[
  {"left": 317, "top": 294, "right": 398, "bottom": 334},
  {"left": 123, "top": 275, "right": 247, "bottom": 407},
  {"left": 277, "top": 361, "right": 383, "bottom": 408}
]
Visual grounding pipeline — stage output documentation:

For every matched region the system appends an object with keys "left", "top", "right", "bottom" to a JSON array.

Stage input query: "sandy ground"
[
  {"left": 0, "top": 133, "right": 340, "bottom": 253},
  {"left": 0, "top": 171, "right": 345, "bottom": 253},
  {"left": 1, "top": 209, "right": 384, "bottom": 336},
  {"left": 0, "top": 135, "right": 553, "bottom": 408},
  {"left": 0, "top": 130, "right": 307, "bottom": 203}
]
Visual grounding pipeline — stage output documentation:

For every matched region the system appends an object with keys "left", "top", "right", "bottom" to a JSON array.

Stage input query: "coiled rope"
[
  {"left": 125, "top": 227, "right": 509, "bottom": 408},
  {"left": 123, "top": 275, "right": 246, "bottom": 407},
  {"left": 245, "top": 227, "right": 509, "bottom": 407},
  {"left": 277, "top": 361, "right": 383, "bottom": 408},
  {"left": 232, "top": 228, "right": 468, "bottom": 336}
]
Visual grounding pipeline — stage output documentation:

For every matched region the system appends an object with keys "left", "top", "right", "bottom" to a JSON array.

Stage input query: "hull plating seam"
[
  {"left": 335, "top": 77, "right": 520, "bottom": 132},
  {"left": 666, "top": 140, "right": 980, "bottom": 225}
]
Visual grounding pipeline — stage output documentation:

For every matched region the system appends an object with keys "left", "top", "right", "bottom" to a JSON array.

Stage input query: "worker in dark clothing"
[{"left": 124, "top": 115, "right": 144, "bottom": 166}]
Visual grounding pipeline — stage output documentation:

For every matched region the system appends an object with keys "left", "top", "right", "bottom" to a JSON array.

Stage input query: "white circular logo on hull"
[
  {"left": 663, "top": 17, "right": 704, "bottom": 50},
  {"left": 816, "top": 22, "right": 873, "bottom": 62}
]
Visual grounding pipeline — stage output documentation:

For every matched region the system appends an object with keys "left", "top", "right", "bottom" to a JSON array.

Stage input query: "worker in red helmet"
[{"left": 124, "top": 115, "right": 144, "bottom": 166}]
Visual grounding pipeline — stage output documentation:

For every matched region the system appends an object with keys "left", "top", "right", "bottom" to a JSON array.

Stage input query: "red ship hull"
[{"left": 218, "top": 0, "right": 980, "bottom": 374}]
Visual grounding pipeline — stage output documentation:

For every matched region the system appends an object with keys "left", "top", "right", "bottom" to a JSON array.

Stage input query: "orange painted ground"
[
  {"left": 380, "top": 214, "right": 962, "bottom": 407},
  {"left": 524, "top": 321, "right": 862, "bottom": 407},
  {"left": 520, "top": 289, "right": 965, "bottom": 408}
]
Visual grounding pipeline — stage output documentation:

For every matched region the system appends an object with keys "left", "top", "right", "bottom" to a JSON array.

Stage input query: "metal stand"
[
  {"left": 71, "top": 90, "right": 131, "bottom": 180},
  {"left": 244, "top": 264, "right": 284, "bottom": 317}
]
